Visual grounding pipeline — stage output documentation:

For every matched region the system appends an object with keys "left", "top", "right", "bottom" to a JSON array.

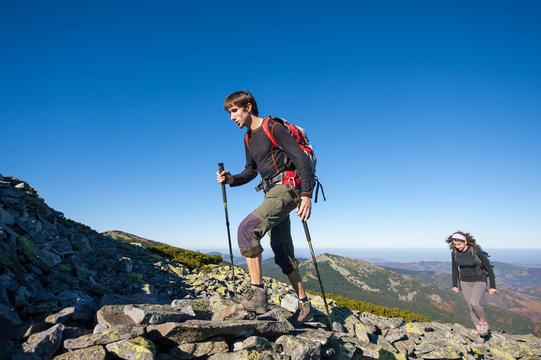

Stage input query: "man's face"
[
  {"left": 228, "top": 104, "right": 251, "bottom": 129},
  {"left": 453, "top": 240, "right": 467, "bottom": 251}
]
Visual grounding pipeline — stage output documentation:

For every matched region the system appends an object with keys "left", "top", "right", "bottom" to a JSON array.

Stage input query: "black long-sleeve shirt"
[
  {"left": 452, "top": 246, "right": 496, "bottom": 289},
  {"left": 231, "top": 117, "right": 313, "bottom": 198}
]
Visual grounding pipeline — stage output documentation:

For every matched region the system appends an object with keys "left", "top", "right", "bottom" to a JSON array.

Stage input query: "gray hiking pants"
[
  {"left": 237, "top": 184, "right": 300, "bottom": 275},
  {"left": 460, "top": 281, "right": 486, "bottom": 325}
]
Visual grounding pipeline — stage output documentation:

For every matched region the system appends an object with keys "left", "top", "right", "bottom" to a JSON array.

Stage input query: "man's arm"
[{"left": 230, "top": 141, "right": 258, "bottom": 186}]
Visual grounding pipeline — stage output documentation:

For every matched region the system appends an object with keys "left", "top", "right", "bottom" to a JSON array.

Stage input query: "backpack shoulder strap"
[
  {"left": 262, "top": 117, "right": 279, "bottom": 147},
  {"left": 244, "top": 117, "right": 281, "bottom": 150},
  {"left": 243, "top": 132, "right": 250, "bottom": 150},
  {"left": 470, "top": 246, "right": 484, "bottom": 267}
]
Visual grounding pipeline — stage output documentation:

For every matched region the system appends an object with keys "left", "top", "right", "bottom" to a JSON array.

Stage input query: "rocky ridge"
[{"left": 1, "top": 174, "right": 540, "bottom": 359}]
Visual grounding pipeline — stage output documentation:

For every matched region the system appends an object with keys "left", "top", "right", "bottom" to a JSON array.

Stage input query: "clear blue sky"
[{"left": 2, "top": 1, "right": 540, "bottom": 251}]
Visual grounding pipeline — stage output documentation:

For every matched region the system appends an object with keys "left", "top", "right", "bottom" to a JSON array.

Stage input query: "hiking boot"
[
  {"left": 479, "top": 321, "right": 489, "bottom": 336},
  {"left": 240, "top": 287, "right": 267, "bottom": 314},
  {"left": 297, "top": 300, "right": 314, "bottom": 323}
]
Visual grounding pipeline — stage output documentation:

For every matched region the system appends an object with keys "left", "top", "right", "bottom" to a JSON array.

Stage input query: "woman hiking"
[{"left": 446, "top": 231, "right": 497, "bottom": 343}]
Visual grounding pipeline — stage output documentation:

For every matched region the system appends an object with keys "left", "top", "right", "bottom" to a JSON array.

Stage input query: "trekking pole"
[
  {"left": 218, "top": 163, "right": 237, "bottom": 298},
  {"left": 301, "top": 218, "right": 334, "bottom": 334}
]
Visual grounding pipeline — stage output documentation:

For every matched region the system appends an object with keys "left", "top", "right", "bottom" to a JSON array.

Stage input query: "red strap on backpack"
[{"left": 244, "top": 118, "right": 276, "bottom": 150}]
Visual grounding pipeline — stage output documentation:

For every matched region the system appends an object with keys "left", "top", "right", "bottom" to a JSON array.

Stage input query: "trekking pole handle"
[{"left": 218, "top": 163, "right": 227, "bottom": 203}]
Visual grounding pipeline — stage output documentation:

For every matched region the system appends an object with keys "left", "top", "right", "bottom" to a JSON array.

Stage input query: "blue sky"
[{"left": 1, "top": 1, "right": 540, "bottom": 252}]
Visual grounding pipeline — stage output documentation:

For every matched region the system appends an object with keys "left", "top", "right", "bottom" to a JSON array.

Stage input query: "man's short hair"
[{"left": 223, "top": 91, "right": 259, "bottom": 116}]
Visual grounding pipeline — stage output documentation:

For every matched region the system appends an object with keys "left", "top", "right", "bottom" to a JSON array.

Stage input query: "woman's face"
[{"left": 453, "top": 240, "right": 467, "bottom": 251}]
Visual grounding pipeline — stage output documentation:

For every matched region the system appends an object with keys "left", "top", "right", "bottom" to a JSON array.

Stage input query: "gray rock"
[
  {"left": 113, "top": 257, "right": 133, "bottom": 273},
  {"left": 105, "top": 336, "right": 156, "bottom": 360},
  {"left": 96, "top": 305, "right": 137, "bottom": 326},
  {"left": 53, "top": 345, "right": 107, "bottom": 359},
  {"left": 147, "top": 319, "right": 293, "bottom": 345},
  {"left": 73, "top": 300, "right": 94, "bottom": 321},
  {"left": 421, "top": 345, "right": 463, "bottom": 359},
  {"left": 280, "top": 293, "right": 299, "bottom": 313},
  {"left": 211, "top": 303, "right": 252, "bottom": 321},
  {"left": 0, "top": 302, "right": 23, "bottom": 327},
  {"left": 170, "top": 337, "right": 229, "bottom": 359},
  {"left": 93, "top": 323, "right": 108, "bottom": 334},
  {"left": 22, "top": 323, "right": 64, "bottom": 359},
  {"left": 276, "top": 334, "right": 321, "bottom": 360},
  {"left": 56, "top": 290, "right": 93, "bottom": 308},
  {"left": 62, "top": 326, "right": 93, "bottom": 341},
  {"left": 14, "top": 286, "right": 31, "bottom": 308},
  {"left": 296, "top": 329, "right": 333, "bottom": 346},
  {"left": 332, "top": 321, "right": 345, "bottom": 333},
  {"left": 383, "top": 328, "right": 406, "bottom": 343},
  {"left": 124, "top": 303, "right": 195, "bottom": 325},
  {"left": 26, "top": 299, "right": 58, "bottom": 315},
  {"left": 394, "top": 337, "right": 416, "bottom": 356},
  {"left": 256, "top": 305, "right": 293, "bottom": 322},
  {"left": 0, "top": 338, "right": 20, "bottom": 360},
  {"left": 0, "top": 206, "right": 15, "bottom": 225},
  {"left": 49, "top": 237, "right": 74, "bottom": 256},
  {"left": 208, "top": 350, "right": 289, "bottom": 360},
  {"left": 207, "top": 295, "right": 238, "bottom": 314},
  {"left": 46, "top": 306, "right": 75, "bottom": 324},
  {"left": 7, "top": 322, "right": 52, "bottom": 341},
  {"left": 232, "top": 336, "right": 274, "bottom": 352},
  {"left": 64, "top": 325, "right": 144, "bottom": 350}
]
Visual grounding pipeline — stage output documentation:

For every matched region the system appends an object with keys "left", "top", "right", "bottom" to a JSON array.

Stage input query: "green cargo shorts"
[{"left": 237, "top": 184, "right": 301, "bottom": 274}]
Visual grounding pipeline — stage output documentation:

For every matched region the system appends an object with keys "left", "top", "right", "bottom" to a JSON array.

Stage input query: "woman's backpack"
[{"left": 453, "top": 246, "right": 494, "bottom": 278}]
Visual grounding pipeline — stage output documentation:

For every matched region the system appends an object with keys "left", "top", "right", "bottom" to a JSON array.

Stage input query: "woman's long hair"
[{"left": 445, "top": 231, "right": 479, "bottom": 250}]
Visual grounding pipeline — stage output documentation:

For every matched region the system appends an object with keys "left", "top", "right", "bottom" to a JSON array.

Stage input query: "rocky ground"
[{"left": 1, "top": 174, "right": 540, "bottom": 359}]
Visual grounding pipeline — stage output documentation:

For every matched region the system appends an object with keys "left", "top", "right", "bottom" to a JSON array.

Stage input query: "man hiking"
[{"left": 216, "top": 90, "right": 314, "bottom": 323}]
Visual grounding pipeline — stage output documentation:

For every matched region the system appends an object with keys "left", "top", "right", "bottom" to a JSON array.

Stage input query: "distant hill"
[
  {"left": 258, "top": 253, "right": 540, "bottom": 336},
  {"left": 102, "top": 230, "right": 167, "bottom": 248}
]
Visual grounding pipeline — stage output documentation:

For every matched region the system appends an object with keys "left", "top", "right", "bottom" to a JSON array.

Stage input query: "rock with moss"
[
  {"left": 105, "top": 336, "right": 156, "bottom": 360},
  {"left": 63, "top": 325, "right": 144, "bottom": 350},
  {"left": 275, "top": 334, "right": 322, "bottom": 359},
  {"left": 53, "top": 345, "right": 107, "bottom": 360},
  {"left": 170, "top": 337, "right": 229, "bottom": 359},
  {"left": 21, "top": 323, "right": 65, "bottom": 359},
  {"left": 147, "top": 320, "right": 294, "bottom": 345},
  {"left": 208, "top": 350, "right": 290, "bottom": 360}
]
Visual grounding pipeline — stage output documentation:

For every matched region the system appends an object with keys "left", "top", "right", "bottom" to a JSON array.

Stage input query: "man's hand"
[
  {"left": 217, "top": 171, "right": 232, "bottom": 184},
  {"left": 489, "top": 288, "right": 497, "bottom": 295},
  {"left": 452, "top": 287, "right": 459, "bottom": 293},
  {"left": 295, "top": 196, "right": 312, "bottom": 222}
]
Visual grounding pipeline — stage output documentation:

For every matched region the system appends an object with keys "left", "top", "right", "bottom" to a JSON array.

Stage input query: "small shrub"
[
  {"left": 308, "top": 291, "right": 431, "bottom": 322},
  {"left": 150, "top": 245, "right": 222, "bottom": 270}
]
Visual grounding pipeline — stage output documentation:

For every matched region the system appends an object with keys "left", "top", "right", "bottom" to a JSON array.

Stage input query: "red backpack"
[{"left": 244, "top": 116, "right": 325, "bottom": 202}]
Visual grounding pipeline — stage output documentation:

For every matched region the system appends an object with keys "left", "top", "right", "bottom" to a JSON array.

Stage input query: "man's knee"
[
  {"left": 272, "top": 243, "right": 299, "bottom": 275},
  {"left": 240, "top": 245, "right": 264, "bottom": 258},
  {"left": 238, "top": 213, "right": 262, "bottom": 249}
]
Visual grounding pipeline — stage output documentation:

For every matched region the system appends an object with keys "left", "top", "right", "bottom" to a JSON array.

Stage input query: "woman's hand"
[
  {"left": 489, "top": 288, "right": 497, "bottom": 295},
  {"left": 452, "top": 287, "right": 459, "bottom": 293}
]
